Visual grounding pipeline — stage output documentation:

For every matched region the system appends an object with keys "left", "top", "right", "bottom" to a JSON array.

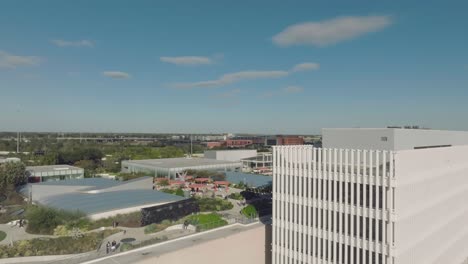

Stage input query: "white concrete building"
[
  {"left": 204, "top": 149, "right": 257, "bottom": 161},
  {"left": 121, "top": 158, "right": 242, "bottom": 178},
  {"left": 26, "top": 165, "right": 84, "bottom": 182},
  {"left": 272, "top": 145, "right": 468, "bottom": 264},
  {"left": 323, "top": 128, "right": 468, "bottom": 151}
]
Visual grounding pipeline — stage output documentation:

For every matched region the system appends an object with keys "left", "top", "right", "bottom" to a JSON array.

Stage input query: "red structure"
[
  {"left": 205, "top": 142, "right": 223, "bottom": 149},
  {"left": 276, "top": 136, "right": 304, "bottom": 145},
  {"left": 224, "top": 139, "right": 253, "bottom": 148}
]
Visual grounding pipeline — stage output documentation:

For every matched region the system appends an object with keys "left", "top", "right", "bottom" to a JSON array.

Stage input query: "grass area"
[
  {"left": 186, "top": 213, "right": 227, "bottom": 232},
  {"left": 0, "top": 231, "right": 6, "bottom": 242},
  {"left": 241, "top": 205, "right": 258, "bottom": 218},
  {"left": 160, "top": 188, "right": 185, "bottom": 197},
  {"left": 0, "top": 229, "right": 119, "bottom": 258},
  {"left": 195, "top": 198, "right": 233, "bottom": 212}
]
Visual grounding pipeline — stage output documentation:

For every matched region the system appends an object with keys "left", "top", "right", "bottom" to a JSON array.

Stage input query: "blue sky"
[{"left": 0, "top": 0, "right": 467, "bottom": 134}]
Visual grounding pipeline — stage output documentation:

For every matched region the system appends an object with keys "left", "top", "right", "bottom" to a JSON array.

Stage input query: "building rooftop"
[
  {"left": 26, "top": 164, "right": 83, "bottom": 172},
  {"left": 123, "top": 157, "right": 241, "bottom": 169},
  {"left": 19, "top": 177, "right": 185, "bottom": 215}
]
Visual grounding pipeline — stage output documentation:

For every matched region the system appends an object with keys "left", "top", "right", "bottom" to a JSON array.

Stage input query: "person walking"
[{"left": 106, "top": 241, "right": 111, "bottom": 254}]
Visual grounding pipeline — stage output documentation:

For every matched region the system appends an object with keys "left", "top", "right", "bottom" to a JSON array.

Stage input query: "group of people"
[
  {"left": 13, "top": 218, "right": 25, "bottom": 228},
  {"left": 106, "top": 240, "right": 118, "bottom": 254}
]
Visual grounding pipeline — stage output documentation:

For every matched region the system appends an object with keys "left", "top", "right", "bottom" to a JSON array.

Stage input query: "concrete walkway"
[{"left": 0, "top": 224, "right": 54, "bottom": 246}]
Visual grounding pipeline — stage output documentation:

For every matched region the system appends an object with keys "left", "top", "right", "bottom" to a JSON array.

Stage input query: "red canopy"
[
  {"left": 169, "top": 180, "right": 185, "bottom": 185},
  {"left": 214, "top": 181, "right": 230, "bottom": 186}
]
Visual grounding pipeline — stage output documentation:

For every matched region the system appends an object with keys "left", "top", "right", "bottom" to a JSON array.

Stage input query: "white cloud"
[
  {"left": 291, "top": 62, "right": 320, "bottom": 72},
  {"left": 283, "top": 86, "right": 304, "bottom": 94},
  {"left": 173, "top": 70, "right": 289, "bottom": 89},
  {"left": 172, "top": 62, "right": 317, "bottom": 89},
  {"left": 0, "top": 51, "right": 41, "bottom": 69},
  {"left": 102, "top": 71, "right": 131, "bottom": 79},
  {"left": 51, "top": 39, "right": 94, "bottom": 47},
  {"left": 273, "top": 15, "right": 392, "bottom": 47},
  {"left": 160, "top": 56, "right": 214, "bottom": 65}
]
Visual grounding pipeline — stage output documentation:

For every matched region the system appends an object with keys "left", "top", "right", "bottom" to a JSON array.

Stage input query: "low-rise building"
[
  {"left": 122, "top": 157, "right": 242, "bottom": 178},
  {"left": 26, "top": 165, "right": 84, "bottom": 183},
  {"left": 204, "top": 149, "right": 257, "bottom": 162}
]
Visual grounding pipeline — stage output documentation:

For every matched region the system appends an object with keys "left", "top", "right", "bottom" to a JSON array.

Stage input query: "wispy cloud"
[
  {"left": 102, "top": 71, "right": 131, "bottom": 79},
  {"left": 160, "top": 56, "right": 214, "bottom": 65},
  {"left": 51, "top": 39, "right": 94, "bottom": 47},
  {"left": 172, "top": 62, "right": 318, "bottom": 89},
  {"left": 291, "top": 62, "right": 320, "bottom": 72},
  {"left": 283, "top": 86, "right": 304, "bottom": 94},
  {"left": 0, "top": 50, "right": 41, "bottom": 69},
  {"left": 273, "top": 15, "right": 393, "bottom": 47}
]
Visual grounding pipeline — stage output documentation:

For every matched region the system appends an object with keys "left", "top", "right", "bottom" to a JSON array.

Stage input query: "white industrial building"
[
  {"left": 323, "top": 127, "right": 468, "bottom": 151},
  {"left": 121, "top": 157, "right": 242, "bottom": 178},
  {"left": 272, "top": 144, "right": 468, "bottom": 264},
  {"left": 204, "top": 149, "right": 257, "bottom": 161},
  {"left": 26, "top": 165, "right": 84, "bottom": 182}
]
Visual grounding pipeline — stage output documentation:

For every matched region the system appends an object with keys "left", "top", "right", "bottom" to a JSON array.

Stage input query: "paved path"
[{"left": 0, "top": 224, "right": 54, "bottom": 246}]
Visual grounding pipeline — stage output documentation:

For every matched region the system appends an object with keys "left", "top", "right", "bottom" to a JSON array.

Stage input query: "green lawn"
[
  {"left": 186, "top": 213, "right": 227, "bottom": 231},
  {"left": 0, "top": 231, "right": 6, "bottom": 242}
]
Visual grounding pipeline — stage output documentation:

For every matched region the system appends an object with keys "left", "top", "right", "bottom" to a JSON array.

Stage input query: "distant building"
[
  {"left": 241, "top": 152, "right": 273, "bottom": 174},
  {"left": 225, "top": 139, "right": 253, "bottom": 148},
  {"left": 266, "top": 135, "right": 304, "bottom": 146},
  {"left": 276, "top": 135, "right": 304, "bottom": 145},
  {"left": 122, "top": 157, "right": 242, "bottom": 178},
  {"left": 204, "top": 142, "right": 224, "bottom": 149},
  {"left": 323, "top": 128, "right": 468, "bottom": 150},
  {"left": 26, "top": 165, "right": 84, "bottom": 183},
  {"left": 204, "top": 149, "right": 257, "bottom": 162},
  {"left": 0, "top": 157, "right": 21, "bottom": 164}
]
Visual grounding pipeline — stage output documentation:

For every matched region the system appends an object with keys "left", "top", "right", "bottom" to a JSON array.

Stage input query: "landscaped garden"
[
  {"left": 0, "top": 229, "right": 120, "bottom": 258},
  {"left": 195, "top": 197, "right": 233, "bottom": 212},
  {"left": 186, "top": 213, "right": 227, "bottom": 231}
]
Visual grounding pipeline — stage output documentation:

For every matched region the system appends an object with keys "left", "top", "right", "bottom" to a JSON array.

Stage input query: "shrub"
[
  {"left": 195, "top": 198, "right": 233, "bottom": 212},
  {"left": 228, "top": 192, "right": 243, "bottom": 200},
  {"left": 143, "top": 220, "right": 173, "bottom": 234},
  {"left": 25, "top": 206, "right": 87, "bottom": 235},
  {"left": 241, "top": 205, "right": 257, "bottom": 218},
  {"left": 161, "top": 188, "right": 185, "bottom": 197},
  {"left": 88, "top": 211, "right": 141, "bottom": 229},
  {"left": 0, "top": 231, "right": 6, "bottom": 242}
]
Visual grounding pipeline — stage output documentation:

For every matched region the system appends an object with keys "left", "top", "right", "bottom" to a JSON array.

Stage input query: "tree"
[
  {"left": 74, "top": 160, "right": 98, "bottom": 178},
  {"left": 0, "top": 162, "right": 29, "bottom": 190}
]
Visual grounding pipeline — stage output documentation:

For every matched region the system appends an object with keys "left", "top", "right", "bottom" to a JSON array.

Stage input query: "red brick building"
[{"left": 276, "top": 136, "right": 304, "bottom": 145}]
